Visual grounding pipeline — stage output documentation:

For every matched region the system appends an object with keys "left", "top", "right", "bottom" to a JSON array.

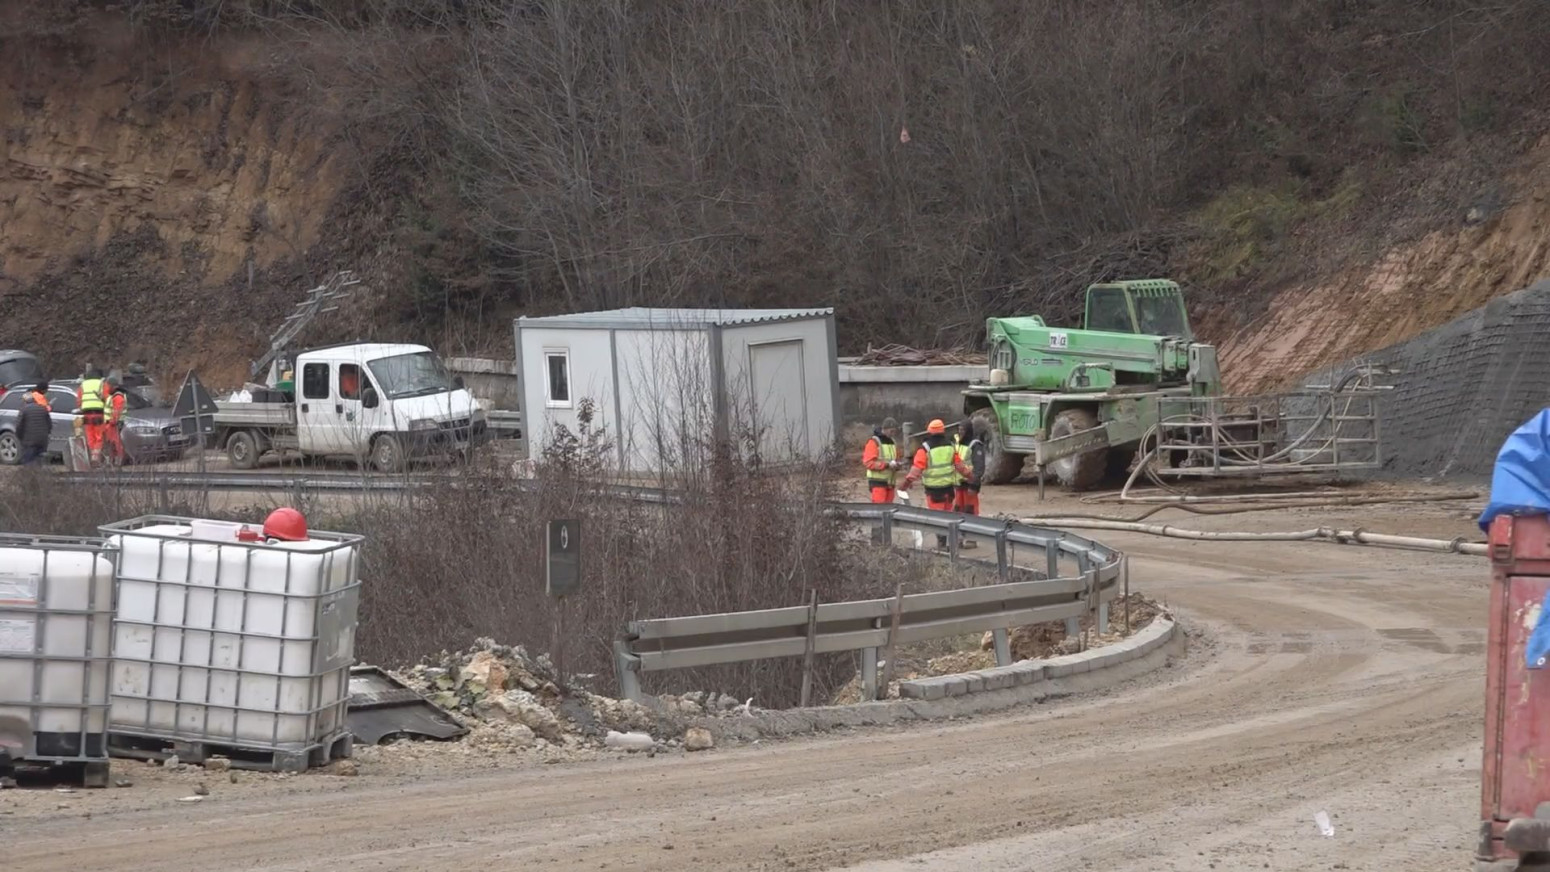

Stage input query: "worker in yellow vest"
[
  {"left": 901, "top": 419, "right": 974, "bottom": 549},
  {"left": 102, "top": 379, "right": 128, "bottom": 464},
  {"left": 952, "top": 421, "right": 986, "bottom": 517},
  {"left": 77, "top": 368, "right": 107, "bottom": 465},
  {"left": 862, "top": 417, "right": 903, "bottom": 503}
]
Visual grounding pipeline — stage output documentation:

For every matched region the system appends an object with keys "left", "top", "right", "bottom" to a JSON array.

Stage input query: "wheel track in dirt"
[{"left": 2, "top": 505, "right": 1487, "bottom": 871}]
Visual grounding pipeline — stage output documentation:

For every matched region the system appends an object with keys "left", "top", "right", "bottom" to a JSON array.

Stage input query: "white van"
[{"left": 212, "top": 343, "right": 487, "bottom": 471}]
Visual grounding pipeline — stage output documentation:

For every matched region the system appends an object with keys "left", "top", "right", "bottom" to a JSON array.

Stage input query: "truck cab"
[
  {"left": 215, "top": 342, "right": 487, "bottom": 471},
  {"left": 1082, "top": 279, "right": 1193, "bottom": 339}
]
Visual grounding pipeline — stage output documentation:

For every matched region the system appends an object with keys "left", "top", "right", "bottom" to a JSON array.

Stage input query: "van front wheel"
[{"left": 371, "top": 434, "right": 405, "bottom": 474}]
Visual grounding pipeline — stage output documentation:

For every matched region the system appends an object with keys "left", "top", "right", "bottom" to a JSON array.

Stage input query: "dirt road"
[{"left": 3, "top": 490, "right": 1489, "bottom": 871}]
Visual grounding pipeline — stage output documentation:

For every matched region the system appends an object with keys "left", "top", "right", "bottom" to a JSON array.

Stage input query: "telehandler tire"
[
  {"left": 1047, "top": 408, "right": 1107, "bottom": 491},
  {"left": 969, "top": 407, "right": 1026, "bottom": 485}
]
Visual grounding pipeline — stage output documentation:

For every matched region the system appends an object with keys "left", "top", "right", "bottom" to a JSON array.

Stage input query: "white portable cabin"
[{"left": 514, "top": 307, "right": 839, "bottom": 473}]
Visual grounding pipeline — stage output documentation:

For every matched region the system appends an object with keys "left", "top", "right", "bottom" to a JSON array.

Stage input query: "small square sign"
[{"left": 546, "top": 519, "right": 581, "bottom": 597}]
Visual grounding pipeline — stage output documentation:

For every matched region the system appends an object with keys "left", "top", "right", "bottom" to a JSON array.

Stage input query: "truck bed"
[{"left": 211, "top": 401, "right": 296, "bottom": 428}]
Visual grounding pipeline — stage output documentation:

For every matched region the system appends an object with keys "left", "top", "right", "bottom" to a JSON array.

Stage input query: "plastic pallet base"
[
  {"left": 107, "top": 732, "right": 353, "bottom": 773},
  {"left": 6, "top": 759, "right": 111, "bottom": 789}
]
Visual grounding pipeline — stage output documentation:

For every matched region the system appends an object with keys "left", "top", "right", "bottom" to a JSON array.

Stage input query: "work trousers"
[
  {"left": 954, "top": 487, "right": 981, "bottom": 516},
  {"left": 81, "top": 411, "right": 105, "bottom": 460},
  {"left": 103, "top": 422, "right": 124, "bottom": 464},
  {"left": 869, "top": 484, "right": 896, "bottom": 504}
]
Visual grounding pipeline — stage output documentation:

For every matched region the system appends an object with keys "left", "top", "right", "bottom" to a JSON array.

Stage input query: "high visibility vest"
[
  {"left": 79, "top": 378, "right": 105, "bottom": 413},
  {"left": 954, "top": 442, "right": 971, "bottom": 486},
  {"left": 105, "top": 392, "right": 125, "bottom": 424},
  {"left": 922, "top": 442, "right": 958, "bottom": 489},
  {"left": 865, "top": 438, "right": 897, "bottom": 485}
]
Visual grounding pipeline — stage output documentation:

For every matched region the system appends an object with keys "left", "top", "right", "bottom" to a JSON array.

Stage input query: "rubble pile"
[
  {"left": 395, "top": 638, "right": 750, "bottom": 753},
  {"left": 852, "top": 344, "right": 986, "bottom": 367}
]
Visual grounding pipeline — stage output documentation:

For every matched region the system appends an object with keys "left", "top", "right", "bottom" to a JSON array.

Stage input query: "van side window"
[
  {"left": 302, "top": 363, "right": 330, "bottom": 400},
  {"left": 338, "top": 364, "right": 362, "bottom": 401}
]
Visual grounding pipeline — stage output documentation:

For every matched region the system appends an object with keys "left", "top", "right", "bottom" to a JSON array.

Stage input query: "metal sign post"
[
  {"left": 546, "top": 519, "right": 581, "bottom": 681},
  {"left": 173, "top": 372, "right": 219, "bottom": 476}
]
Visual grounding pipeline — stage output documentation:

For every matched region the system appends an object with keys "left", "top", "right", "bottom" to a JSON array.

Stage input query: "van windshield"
[{"left": 367, "top": 352, "right": 454, "bottom": 399}]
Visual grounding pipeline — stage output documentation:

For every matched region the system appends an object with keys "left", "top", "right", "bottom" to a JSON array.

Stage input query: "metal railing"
[
  {"left": 1151, "top": 389, "right": 1382, "bottom": 478},
  {"left": 612, "top": 503, "right": 1125, "bottom": 703}
]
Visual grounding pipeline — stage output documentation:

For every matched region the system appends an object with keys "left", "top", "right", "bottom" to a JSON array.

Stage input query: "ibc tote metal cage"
[
  {"left": 0, "top": 533, "right": 117, "bottom": 787},
  {"left": 99, "top": 515, "right": 362, "bottom": 772}
]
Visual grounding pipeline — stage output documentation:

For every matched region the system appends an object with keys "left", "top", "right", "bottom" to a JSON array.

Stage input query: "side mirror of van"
[
  {"left": 452, "top": 375, "right": 465, "bottom": 390},
  {"left": 362, "top": 388, "right": 379, "bottom": 409}
]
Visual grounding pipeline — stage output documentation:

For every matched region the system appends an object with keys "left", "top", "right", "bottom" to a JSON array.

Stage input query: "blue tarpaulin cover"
[
  {"left": 1480, "top": 409, "right": 1550, "bottom": 532},
  {"left": 1479, "top": 409, "right": 1550, "bottom": 669}
]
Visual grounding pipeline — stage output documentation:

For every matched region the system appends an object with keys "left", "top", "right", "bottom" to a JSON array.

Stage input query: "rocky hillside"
[{"left": 2, "top": 2, "right": 1549, "bottom": 386}]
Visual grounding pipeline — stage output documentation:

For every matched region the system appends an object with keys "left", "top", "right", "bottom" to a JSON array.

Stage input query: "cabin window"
[
  {"left": 545, "top": 350, "right": 571, "bottom": 408},
  {"left": 1087, "top": 288, "right": 1135, "bottom": 333}
]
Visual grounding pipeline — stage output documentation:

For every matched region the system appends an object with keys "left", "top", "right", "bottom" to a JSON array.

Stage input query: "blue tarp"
[
  {"left": 1479, "top": 408, "right": 1550, "bottom": 532},
  {"left": 1479, "top": 409, "right": 1550, "bottom": 669}
]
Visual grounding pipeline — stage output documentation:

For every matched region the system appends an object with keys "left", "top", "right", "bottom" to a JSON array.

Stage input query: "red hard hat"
[{"left": 262, "top": 507, "right": 309, "bottom": 542}]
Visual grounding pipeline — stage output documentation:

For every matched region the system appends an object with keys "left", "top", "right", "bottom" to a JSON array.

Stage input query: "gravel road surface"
[{"left": 2, "top": 487, "right": 1488, "bottom": 871}]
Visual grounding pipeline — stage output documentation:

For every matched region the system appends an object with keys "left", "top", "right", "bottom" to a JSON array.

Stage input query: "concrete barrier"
[{"left": 838, "top": 363, "right": 979, "bottom": 438}]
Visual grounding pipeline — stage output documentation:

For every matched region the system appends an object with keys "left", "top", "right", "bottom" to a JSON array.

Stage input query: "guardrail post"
[
  {"left": 1097, "top": 599, "right": 1110, "bottom": 636},
  {"left": 992, "top": 628, "right": 1011, "bottom": 666},
  {"left": 880, "top": 508, "right": 895, "bottom": 544},
  {"left": 799, "top": 590, "right": 819, "bottom": 708},
  {"left": 862, "top": 646, "right": 879, "bottom": 700},
  {"left": 1045, "top": 540, "right": 1059, "bottom": 580},
  {"left": 947, "top": 520, "right": 961, "bottom": 563},
  {"left": 1065, "top": 547, "right": 1089, "bottom": 638},
  {"left": 995, "top": 530, "right": 1009, "bottom": 583},
  {"left": 613, "top": 640, "right": 644, "bottom": 703}
]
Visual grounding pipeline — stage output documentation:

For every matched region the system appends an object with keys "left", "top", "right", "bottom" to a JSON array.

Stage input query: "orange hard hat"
[
  {"left": 927, "top": 419, "right": 946, "bottom": 434},
  {"left": 262, "top": 507, "right": 309, "bottom": 542}
]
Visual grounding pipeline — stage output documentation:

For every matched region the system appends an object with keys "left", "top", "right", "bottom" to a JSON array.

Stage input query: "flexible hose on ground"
[
  {"left": 1031, "top": 491, "right": 1480, "bottom": 523},
  {"left": 1017, "top": 514, "right": 1488, "bottom": 556}
]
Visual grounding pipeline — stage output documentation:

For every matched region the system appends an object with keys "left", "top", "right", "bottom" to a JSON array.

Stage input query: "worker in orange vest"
[
  {"left": 102, "top": 379, "right": 128, "bottom": 465},
  {"left": 901, "top": 419, "right": 973, "bottom": 548},
  {"left": 862, "top": 417, "right": 903, "bottom": 503}
]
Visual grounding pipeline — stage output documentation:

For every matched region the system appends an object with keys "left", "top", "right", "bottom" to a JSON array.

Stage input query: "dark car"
[
  {"left": 0, "top": 382, "right": 190, "bottom": 465},
  {"left": 0, "top": 351, "right": 44, "bottom": 397}
]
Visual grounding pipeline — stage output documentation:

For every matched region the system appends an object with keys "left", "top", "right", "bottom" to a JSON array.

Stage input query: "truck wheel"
[
  {"left": 969, "top": 407, "right": 1026, "bottom": 485},
  {"left": 1047, "top": 408, "right": 1107, "bottom": 491},
  {"left": 371, "top": 434, "right": 405, "bottom": 473},
  {"left": 227, "top": 431, "right": 260, "bottom": 470}
]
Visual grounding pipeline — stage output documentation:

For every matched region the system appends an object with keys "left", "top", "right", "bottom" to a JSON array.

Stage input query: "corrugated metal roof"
[{"left": 517, "top": 307, "right": 833, "bottom": 329}]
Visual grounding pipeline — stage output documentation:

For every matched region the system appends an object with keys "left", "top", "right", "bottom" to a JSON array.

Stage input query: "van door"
[
  {"left": 334, "top": 362, "right": 379, "bottom": 456},
  {"left": 296, "top": 361, "right": 340, "bottom": 454}
]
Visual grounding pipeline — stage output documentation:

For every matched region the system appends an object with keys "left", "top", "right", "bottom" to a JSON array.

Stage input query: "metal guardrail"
[
  {"left": 613, "top": 503, "right": 1124, "bottom": 703},
  {"left": 52, "top": 471, "right": 681, "bottom": 502},
  {"left": 50, "top": 471, "right": 1126, "bottom": 706}
]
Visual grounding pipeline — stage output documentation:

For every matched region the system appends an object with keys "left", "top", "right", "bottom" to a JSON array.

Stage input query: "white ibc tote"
[
  {"left": 100, "top": 516, "right": 361, "bottom": 755},
  {"left": 0, "top": 534, "right": 116, "bottom": 785}
]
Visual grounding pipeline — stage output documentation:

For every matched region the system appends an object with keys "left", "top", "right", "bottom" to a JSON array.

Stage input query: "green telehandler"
[{"left": 962, "top": 279, "right": 1383, "bottom": 491}]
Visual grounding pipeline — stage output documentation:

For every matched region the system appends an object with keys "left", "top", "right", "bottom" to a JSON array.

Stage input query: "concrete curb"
[
  {"left": 898, "top": 615, "right": 1175, "bottom": 700},
  {"left": 697, "top": 616, "right": 1182, "bottom": 742}
]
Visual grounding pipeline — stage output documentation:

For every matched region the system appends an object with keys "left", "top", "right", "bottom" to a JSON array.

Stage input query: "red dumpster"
[{"left": 1479, "top": 515, "right": 1550, "bottom": 871}]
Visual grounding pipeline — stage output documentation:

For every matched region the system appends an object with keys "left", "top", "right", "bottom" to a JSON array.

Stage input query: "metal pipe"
[{"left": 1017, "top": 516, "right": 1488, "bottom": 556}]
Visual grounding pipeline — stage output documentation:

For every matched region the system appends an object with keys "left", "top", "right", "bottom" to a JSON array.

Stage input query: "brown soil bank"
[
  {"left": 0, "top": 26, "right": 353, "bottom": 384},
  {"left": 1215, "top": 136, "right": 1550, "bottom": 394}
]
